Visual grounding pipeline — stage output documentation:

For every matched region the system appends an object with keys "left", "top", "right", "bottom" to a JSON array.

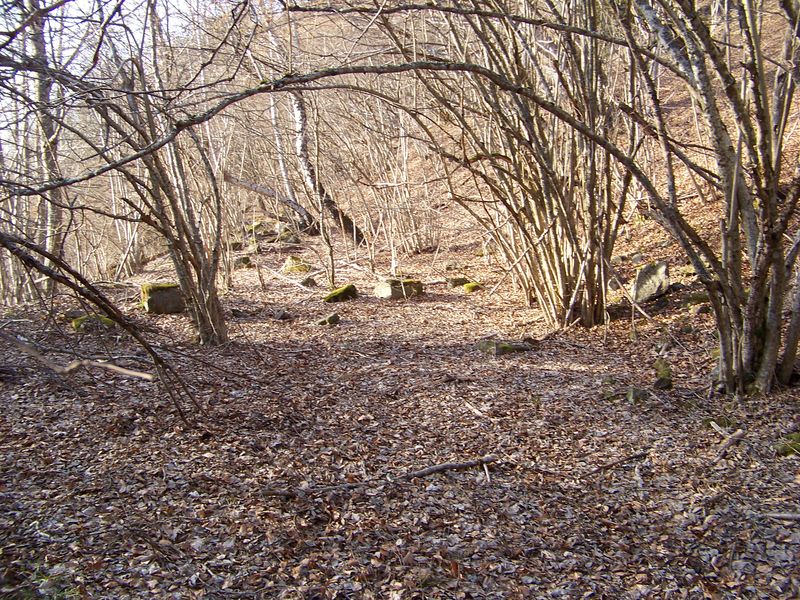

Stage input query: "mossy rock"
[
  {"left": 683, "top": 291, "right": 710, "bottom": 306},
  {"left": 233, "top": 255, "right": 253, "bottom": 269},
  {"left": 476, "top": 339, "right": 533, "bottom": 356},
  {"left": 141, "top": 283, "right": 186, "bottom": 314},
  {"left": 447, "top": 277, "right": 471, "bottom": 288},
  {"left": 463, "top": 282, "right": 483, "bottom": 294},
  {"left": 300, "top": 276, "right": 318, "bottom": 288},
  {"left": 246, "top": 220, "right": 273, "bottom": 237},
  {"left": 776, "top": 433, "right": 800, "bottom": 456},
  {"left": 374, "top": 279, "right": 424, "bottom": 300},
  {"left": 272, "top": 228, "right": 300, "bottom": 244},
  {"left": 323, "top": 284, "right": 358, "bottom": 303},
  {"left": 71, "top": 314, "right": 115, "bottom": 332},
  {"left": 281, "top": 256, "right": 311, "bottom": 274},
  {"left": 62, "top": 308, "right": 86, "bottom": 322},
  {"left": 627, "top": 387, "right": 649, "bottom": 404},
  {"left": 653, "top": 357, "right": 673, "bottom": 390},
  {"left": 316, "top": 313, "right": 340, "bottom": 326}
]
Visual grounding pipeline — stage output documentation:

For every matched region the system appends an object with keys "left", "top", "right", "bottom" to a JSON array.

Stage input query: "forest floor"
[{"left": 1, "top": 208, "right": 799, "bottom": 599}]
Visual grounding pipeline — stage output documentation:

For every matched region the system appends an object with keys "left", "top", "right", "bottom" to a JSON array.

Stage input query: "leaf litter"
[{"left": 1, "top": 238, "right": 798, "bottom": 599}]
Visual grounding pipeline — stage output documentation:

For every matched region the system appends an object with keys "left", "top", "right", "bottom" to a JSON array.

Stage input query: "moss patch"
[
  {"left": 463, "top": 282, "right": 483, "bottom": 293},
  {"left": 653, "top": 357, "right": 673, "bottom": 390},
  {"left": 282, "top": 256, "right": 311, "bottom": 274},
  {"left": 323, "top": 284, "right": 358, "bottom": 303},
  {"left": 71, "top": 314, "right": 115, "bottom": 332}
]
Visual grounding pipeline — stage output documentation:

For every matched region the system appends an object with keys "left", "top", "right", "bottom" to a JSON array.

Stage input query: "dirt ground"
[{"left": 1, "top": 220, "right": 799, "bottom": 599}]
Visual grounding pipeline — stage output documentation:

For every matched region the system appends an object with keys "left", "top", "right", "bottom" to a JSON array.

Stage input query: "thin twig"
[{"left": 711, "top": 429, "right": 745, "bottom": 464}]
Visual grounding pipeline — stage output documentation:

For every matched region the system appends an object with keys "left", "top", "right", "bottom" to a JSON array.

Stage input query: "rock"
[
  {"left": 246, "top": 220, "right": 273, "bottom": 238},
  {"left": 272, "top": 227, "right": 300, "bottom": 244},
  {"left": 71, "top": 313, "right": 115, "bottom": 332},
  {"left": 230, "top": 240, "right": 244, "bottom": 251},
  {"left": 445, "top": 262, "right": 459, "bottom": 272},
  {"left": 316, "top": 313, "right": 340, "bottom": 326},
  {"left": 683, "top": 291, "right": 710, "bottom": 306},
  {"left": 653, "top": 357, "right": 673, "bottom": 390},
  {"left": 300, "top": 276, "right": 318, "bottom": 288},
  {"left": 62, "top": 308, "right": 86, "bottom": 322},
  {"left": 691, "top": 304, "right": 712, "bottom": 316},
  {"left": 627, "top": 387, "right": 649, "bottom": 403},
  {"left": 463, "top": 282, "right": 483, "bottom": 293},
  {"left": 141, "top": 283, "right": 186, "bottom": 314},
  {"left": 446, "top": 277, "right": 471, "bottom": 288},
  {"left": 281, "top": 256, "right": 311, "bottom": 274},
  {"left": 632, "top": 261, "right": 670, "bottom": 303},
  {"left": 630, "top": 252, "right": 645, "bottom": 265},
  {"left": 776, "top": 433, "right": 800, "bottom": 456},
  {"left": 273, "top": 309, "right": 292, "bottom": 321},
  {"left": 476, "top": 339, "right": 534, "bottom": 356},
  {"left": 374, "top": 279, "right": 424, "bottom": 300},
  {"left": 233, "top": 255, "right": 252, "bottom": 269},
  {"left": 323, "top": 284, "right": 358, "bottom": 303}
]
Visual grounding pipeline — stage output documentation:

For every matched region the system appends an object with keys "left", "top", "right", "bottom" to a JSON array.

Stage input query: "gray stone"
[
  {"left": 374, "top": 279, "right": 424, "bottom": 300},
  {"left": 446, "top": 277, "right": 471, "bottom": 288},
  {"left": 632, "top": 261, "right": 670, "bottom": 303},
  {"left": 316, "top": 313, "right": 340, "bottom": 326},
  {"left": 141, "top": 283, "right": 185, "bottom": 314},
  {"left": 476, "top": 339, "right": 534, "bottom": 356},
  {"left": 234, "top": 255, "right": 252, "bottom": 269}
]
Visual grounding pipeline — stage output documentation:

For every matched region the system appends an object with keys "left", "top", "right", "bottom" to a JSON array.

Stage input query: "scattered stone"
[
  {"left": 71, "top": 313, "right": 115, "bottom": 332},
  {"left": 246, "top": 220, "right": 273, "bottom": 237},
  {"left": 445, "top": 262, "right": 459, "bottom": 272},
  {"left": 776, "top": 433, "right": 800, "bottom": 456},
  {"left": 300, "top": 276, "right": 318, "bottom": 288},
  {"left": 231, "top": 308, "right": 248, "bottom": 318},
  {"left": 630, "top": 252, "right": 645, "bottom": 265},
  {"left": 463, "top": 282, "right": 483, "bottom": 294},
  {"left": 632, "top": 261, "right": 670, "bottom": 303},
  {"left": 316, "top": 313, "right": 340, "bottom": 326},
  {"left": 627, "top": 387, "right": 649, "bottom": 403},
  {"left": 476, "top": 339, "right": 534, "bottom": 356},
  {"left": 374, "top": 279, "right": 424, "bottom": 300},
  {"left": 141, "top": 283, "right": 186, "bottom": 314},
  {"left": 62, "top": 308, "right": 86, "bottom": 322},
  {"left": 281, "top": 256, "right": 311, "bottom": 274},
  {"left": 230, "top": 240, "right": 244, "bottom": 251},
  {"left": 608, "top": 278, "right": 621, "bottom": 291},
  {"left": 683, "top": 291, "right": 710, "bottom": 306},
  {"left": 273, "top": 309, "right": 292, "bottom": 321},
  {"left": 323, "top": 284, "right": 358, "bottom": 303},
  {"left": 653, "top": 357, "right": 673, "bottom": 390},
  {"left": 233, "top": 255, "right": 253, "bottom": 269},
  {"left": 447, "top": 277, "right": 471, "bottom": 288},
  {"left": 691, "top": 304, "right": 712, "bottom": 316}
]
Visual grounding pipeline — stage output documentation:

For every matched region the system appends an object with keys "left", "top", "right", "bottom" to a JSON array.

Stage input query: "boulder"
[
  {"left": 141, "top": 283, "right": 186, "bottom": 314},
  {"left": 463, "top": 282, "right": 483, "bottom": 294},
  {"left": 476, "top": 339, "right": 534, "bottom": 356},
  {"left": 632, "top": 261, "right": 669, "bottom": 303},
  {"left": 374, "top": 279, "right": 424, "bottom": 300},
  {"left": 233, "top": 255, "right": 253, "bottom": 269},
  {"left": 323, "top": 284, "right": 358, "bottom": 303},
  {"left": 316, "top": 313, "right": 340, "bottom": 326},
  {"left": 447, "top": 277, "right": 471, "bottom": 288},
  {"left": 71, "top": 313, "right": 115, "bottom": 332},
  {"left": 653, "top": 357, "right": 673, "bottom": 390},
  {"left": 281, "top": 256, "right": 311, "bottom": 274}
]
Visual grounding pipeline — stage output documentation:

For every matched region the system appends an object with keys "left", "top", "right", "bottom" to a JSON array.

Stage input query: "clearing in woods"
[{"left": 1, "top": 217, "right": 799, "bottom": 598}]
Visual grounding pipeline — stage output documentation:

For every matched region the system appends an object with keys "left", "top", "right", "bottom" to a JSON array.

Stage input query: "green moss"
[
  {"left": 777, "top": 432, "right": 800, "bottom": 456},
  {"left": 281, "top": 256, "right": 311, "bottom": 274},
  {"left": 140, "top": 282, "right": 179, "bottom": 306},
  {"left": 71, "top": 314, "right": 115, "bottom": 332},
  {"left": 463, "top": 282, "right": 483, "bottom": 293},
  {"left": 323, "top": 284, "right": 358, "bottom": 303},
  {"left": 447, "top": 277, "right": 471, "bottom": 288},
  {"left": 653, "top": 357, "right": 673, "bottom": 390}
]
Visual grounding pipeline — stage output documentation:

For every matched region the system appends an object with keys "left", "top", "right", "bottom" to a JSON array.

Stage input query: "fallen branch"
[
  {"left": 711, "top": 429, "right": 745, "bottom": 464},
  {"left": 588, "top": 449, "right": 651, "bottom": 475},
  {"left": 762, "top": 512, "right": 800, "bottom": 521},
  {"left": 396, "top": 455, "right": 498, "bottom": 481},
  {"left": 262, "top": 455, "right": 498, "bottom": 498},
  {"left": 1, "top": 331, "right": 155, "bottom": 381}
]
